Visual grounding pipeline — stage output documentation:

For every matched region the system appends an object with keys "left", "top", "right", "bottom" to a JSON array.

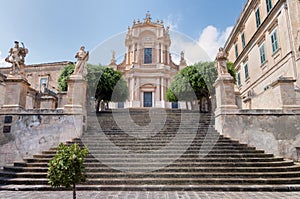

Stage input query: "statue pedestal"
[
  {"left": 64, "top": 75, "right": 87, "bottom": 114},
  {"left": 2, "top": 75, "right": 30, "bottom": 111},
  {"left": 213, "top": 75, "right": 239, "bottom": 135},
  {"left": 40, "top": 94, "right": 57, "bottom": 109},
  {"left": 213, "top": 74, "right": 238, "bottom": 116}
]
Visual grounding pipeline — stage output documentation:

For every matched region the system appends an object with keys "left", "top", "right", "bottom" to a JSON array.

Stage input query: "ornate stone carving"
[
  {"left": 110, "top": 50, "right": 117, "bottom": 65},
  {"left": 5, "top": 41, "right": 28, "bottom": 76},
  {"left": 144, "top": 11, "right": 152, "bottom": 23},
  {"left": 73, "top": 46, "right": 89, "bottom": 78},
  {"left": 180, "top": 51, "right": 187, "bottom": 66},
  {"left": 215, "top": 47, "right": 229, "bottom": 76}
]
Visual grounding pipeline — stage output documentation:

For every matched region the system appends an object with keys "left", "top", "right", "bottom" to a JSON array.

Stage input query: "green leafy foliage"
[
  {"left": 94, "top": 66, "right": 128, "bottom": 102},
  {"left": 57, "top": 64, "right": 129, "bottom": 104},
  {"left": 166, "top": 64, "right": 208, "bottom": 102},
  {"left": 166, "top": 61, "right": 236, "bottom": 111},
  {"left": 86, "top": 64, "right": 104, "bottom": 98},
  {"left": 226, "top": 61, "right": 237, "bottom": 83},
  {"left": 58, "top": 64, "right": 75, "bottom": 91},
  {"left": 47, "top": 143, "right": 88, "bottom": 189}
]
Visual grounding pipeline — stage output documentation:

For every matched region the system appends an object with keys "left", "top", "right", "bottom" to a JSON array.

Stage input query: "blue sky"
[{"left": 0, "top": 0, "right": 247, "bottom": 66}]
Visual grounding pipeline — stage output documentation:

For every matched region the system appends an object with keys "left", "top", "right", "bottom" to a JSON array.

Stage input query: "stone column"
[
  {"left": 2, "top": 75, "right": 30, "bottom": 111},
  {"left": 161, "top": 77, "right": 165, "bottom": 108},
  {"left": 161, "top": 45, "right": 164, "bottom": 63},
  {"left": 131, "top": 77, "right": 135, "bottom": 101}
]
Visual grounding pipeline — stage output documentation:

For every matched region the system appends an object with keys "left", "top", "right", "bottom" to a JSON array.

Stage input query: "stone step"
[
  {"left": 13, "top": 160, "right": 295, "bottom": 168},
  {"left": 4, "top": 165, "right": 300, "bottom": 173},
  {"left": 2, "top": 171, "right": 300, "bottom": 179},
  {"left": 22, "top": 156, "right": 286, "bottom": 163},
  {"left": 49, "top": 146, "right": 258, "bottom": 151},
  {"left": 2, "top": 110, "right": 300, "bottom": 191},
  {"left": 2, "top": 177, "right": 300, "bottom": 186},
  {"left": 31, "top": 153, "right": 274, "bottom": 159},
  {"left": 41, "top": 149, "right": 265, "bottom": 155}
]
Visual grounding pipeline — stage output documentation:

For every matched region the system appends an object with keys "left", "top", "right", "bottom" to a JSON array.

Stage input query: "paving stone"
[{"left": 1, "top": 191, "right": 300, "bottom": 199}]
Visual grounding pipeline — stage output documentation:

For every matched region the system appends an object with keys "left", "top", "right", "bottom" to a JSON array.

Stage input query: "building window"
[
  {"left": 237, "top": 72, "right": 241, "bottom": 86},
  {"left": 271, "top": 29, "right": 279, "bottom": 53},
  {"left": 241, "top": 32, "right": 246, "bottom": 49},
  {"left": 255, "top": 8, "right": 261, "bottom": 28},
  {"left": 40, "top": 77, "right": 48, "bottom": 92},
  {"left": 144, "top": 48, "right": 152, "bottom": 64},
  {"left": 235, "top": 44, "right": 239, "bottom": 58},
  {"left": 259, "top": 43, "right": 266, "bottom": 64},
  {"left": 244, "top": 63, "right": 249, "bottom": 80},
  {"left": 266, "top": 0, "right": 273, "bottom": 13}
]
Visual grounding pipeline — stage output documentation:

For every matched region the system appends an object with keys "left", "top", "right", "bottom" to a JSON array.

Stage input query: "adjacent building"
[
  {"left": 224, "top": 0, "right": 300, "bottom": 109},
  {"left": 0, "top": 61, "right": 70, "bottom": 109}
]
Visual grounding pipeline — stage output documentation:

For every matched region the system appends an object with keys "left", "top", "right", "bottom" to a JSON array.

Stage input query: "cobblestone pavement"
[{"left": 0, "top": 191, "right": 300, "bottom": 199}]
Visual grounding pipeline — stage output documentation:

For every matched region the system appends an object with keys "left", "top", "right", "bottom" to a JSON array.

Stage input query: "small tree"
[
  {"left": 47, "top": 143, "right": 88, "bottom": 199},
  {"left": 94, "top": 67, "right": 128, "bottom": 112},
  {"left": 166, "top": 62, "right": 236, "bottom": 112}
]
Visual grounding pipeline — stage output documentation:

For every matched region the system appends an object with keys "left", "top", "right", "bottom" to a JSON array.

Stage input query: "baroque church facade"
[{"left": 109, "top": 12, "right": 187, "bottom": 108}]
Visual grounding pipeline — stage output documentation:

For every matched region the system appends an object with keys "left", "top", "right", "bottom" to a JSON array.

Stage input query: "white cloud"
[
  {"left": 170, "top": 31, "right": 211, "bottom": 65},
  {"left": 0, "top": 51, "right": 10, "bottom": 68},
  {"left": 168, "top": 25, "right": 233, "bottom": 65},
  {"left": 198, "top": 25, "right": 233, "bottom": 60}
]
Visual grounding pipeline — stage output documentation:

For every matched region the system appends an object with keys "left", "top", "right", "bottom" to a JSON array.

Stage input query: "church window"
[{"left": 144, "top": 48, "right": 152, "bottom": 64}]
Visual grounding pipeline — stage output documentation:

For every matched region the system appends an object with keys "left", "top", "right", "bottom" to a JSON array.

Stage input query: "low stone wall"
[
  {"left": 215, "top": 110, "right": 300, "bottom": 161},
  {"left": 0, "top": 110, "right": 83, "bottom": 169}
]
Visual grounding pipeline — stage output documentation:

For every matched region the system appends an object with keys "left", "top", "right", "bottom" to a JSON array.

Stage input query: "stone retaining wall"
[
  {"left": 215, "top": 110, "right": 300, "bottom": 161},
  {"left": 0, "top": 110, "right": 83, "bottom": 168}
]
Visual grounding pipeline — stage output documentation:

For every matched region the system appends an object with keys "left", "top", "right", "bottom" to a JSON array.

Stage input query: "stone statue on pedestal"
[
  {"left": 179, "top": 51, "right": 187, "bottom": 66},
  {"left": 215, "top": 47, "right": 228, "bottom": 76},
  {"left": 73, "top": 46, "right": 89, "bottom": 78},
  {"left": 5, "top": 41, "right": 28, "bottom": 75}
]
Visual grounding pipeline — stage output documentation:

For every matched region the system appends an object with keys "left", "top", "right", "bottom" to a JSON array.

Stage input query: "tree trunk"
[
  {"left": 185, "top": 101, "right": 188, "bottom": 110},
  {"left": 190, "top": 101, "right": 194, "bottom": 110},
  {"left": 73, "top": 183, "right": 76, "bottom": 199},
  {"left": 198, "top": 98, "right": 202, "bottom": 113},
  {"left": 96, "top": 99, "right": 100, "bottom": 113},
  {"left": 207, "top": 95, "right": 212, "bottom": 113}
]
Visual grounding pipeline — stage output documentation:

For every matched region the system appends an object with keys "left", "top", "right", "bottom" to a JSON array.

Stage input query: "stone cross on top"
[{"left": 144, "top": 11, "right": 152, "bottom": 23}]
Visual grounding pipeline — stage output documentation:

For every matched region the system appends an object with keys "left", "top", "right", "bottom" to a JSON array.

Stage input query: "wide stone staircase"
[{"left": 1, "top": 108, "right": 300, "bottom": 191}]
